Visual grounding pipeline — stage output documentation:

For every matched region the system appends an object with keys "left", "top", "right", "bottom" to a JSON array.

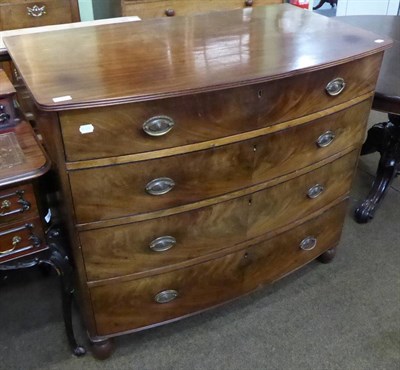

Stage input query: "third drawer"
[{"left": 80, "top": 150, "right": 358, "bottom": 281}]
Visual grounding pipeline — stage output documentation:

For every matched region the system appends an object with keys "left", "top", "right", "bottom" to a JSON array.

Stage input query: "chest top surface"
[{"left": 3, "top": 4, "right": 391, "bottom": 111}]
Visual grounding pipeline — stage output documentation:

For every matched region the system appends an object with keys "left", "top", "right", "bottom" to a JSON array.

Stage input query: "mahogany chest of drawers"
[
  {"left": 121, "top": 0, "right": 283, "bottom": 19},
  {"left": 0, "top": 0, "right": 80, "bottom": 31},
  {"left": 4, "top": 4, "right": 391, "bottom": 359}
]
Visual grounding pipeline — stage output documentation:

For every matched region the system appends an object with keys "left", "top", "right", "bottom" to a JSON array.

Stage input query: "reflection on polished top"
[{"left": 3, "top": 4, "right": 392, "bottom": 111}]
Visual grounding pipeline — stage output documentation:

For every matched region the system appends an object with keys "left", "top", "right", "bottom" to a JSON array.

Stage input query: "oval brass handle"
[
  {"left": 27, "top": 5, "right": 47, "bottom": 17},
  {"left": 326, "top": 78, "right": 346, "bottom": 96},
  {"left": 155, "top": 289, "right": 178, "bottom": 304},
  {"left": 143, "top": 115, "right": 175, "bottom": 137},
  {"left": 316, "top": 130, "right": 335, "bottom": 148},
  {"left": 149, "top": 236, "right": 176, "bottom": 252},
  {"left": 145, "top": 177, "right": 175, "bottom": 196},
  {"left": 307, "top": 184, "right": 324, "bottom": 199},
  {"left": 0, "top": 235, "right": 21, "bottom": 255},
  {"left": 300, "top": 236, "right": 317, "bottom": 251},
  {"left": 245, "top": 0, "right": 254, "bottom": 6},
  {"left": 165, "top": 8, "right": 175, "bottom": 17}
]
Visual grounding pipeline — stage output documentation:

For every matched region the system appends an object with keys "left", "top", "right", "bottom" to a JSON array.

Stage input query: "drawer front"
[
  {"left": 60, "top": 54, "right": 380, "bottom": 161},
  {"left": 69, "top": 101, "right": 369, "bottom": 224},
  {"left": 122, "top": 0, "right": 282, "bottom": 19},
  {"left": 81, "top": 151, "right": 358, "bottom": 281},
  {"left": 90, "top": 201, "right": 347, "bottom": 336},
  {"left": 0, "top": 217, "right": 45, "bottom": 263},
  {"left": 0, "top": 184, "right": 38, "bottom": 225},
  {"left": 0, "top": 0, "right": 74, "bottom": 31}
]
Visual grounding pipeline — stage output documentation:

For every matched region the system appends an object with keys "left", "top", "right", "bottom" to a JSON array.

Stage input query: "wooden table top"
[
  {"left": 337, "top": 16, "right": 400, "bottom": 114},
  {"left": 4, "top": 4, "right": 392, "bottom": 111}
]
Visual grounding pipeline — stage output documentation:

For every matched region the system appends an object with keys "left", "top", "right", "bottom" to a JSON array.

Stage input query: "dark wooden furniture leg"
[
  {"left": 317, "top": 247, "right": 336, "bottom": 263},
  {"left": 313, "top": 0, "right": 337, "bottom": 10},
  {"left": 355, "top": 113, "right": 400, "bottom": 223},
  {"left": 89, "top": 337, "right": 115, "bottom": 360},
  {"left": 0, "top": 229, "right": 86, "bottom": 356}
]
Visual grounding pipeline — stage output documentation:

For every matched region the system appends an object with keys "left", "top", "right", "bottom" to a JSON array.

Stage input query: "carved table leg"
[
  {"left": 90, "top": 337, "right": 115, "bottom": 360},
  {"left": 0, "top": 233, "right": 86, "bottom": 356},
  {"left": 313, "top": 0, "right": 337, "bottom": 10},
  {"left": 42, "top": 229, "right": 86, "bottom": 356},
  {"left": 355, "top": 114, "right": 400, "bottom": 223},
  {"left": 317, "top": 247, "right": 336, "bottom": 264}
]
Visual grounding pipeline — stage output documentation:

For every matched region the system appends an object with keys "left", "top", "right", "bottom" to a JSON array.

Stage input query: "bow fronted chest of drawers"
[{"left": 4, "top": 4, "right": 391, "bottom": 359}]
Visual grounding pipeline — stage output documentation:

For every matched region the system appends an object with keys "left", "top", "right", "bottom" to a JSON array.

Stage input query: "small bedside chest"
[{"left": 0, "top": 68, "right": 85, "bottom": 356}]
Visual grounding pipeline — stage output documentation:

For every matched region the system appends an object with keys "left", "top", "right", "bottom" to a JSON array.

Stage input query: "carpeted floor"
[{"left": 0, "top": 111, "right": 399, "bottom": 370}]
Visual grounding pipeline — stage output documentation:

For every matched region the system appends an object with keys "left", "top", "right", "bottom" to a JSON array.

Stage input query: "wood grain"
[
  {"left": 90, "top": 201, "right": 347, "bottom": 336},
  {"left": 68, "top": 101, "right": 369, "bottom": 224},
  {"left": 3, "top": 4, "right": 390, "bottom": 110},
  {"left": 60, "top": 55, "right": 380, "bottom": 162},
  {"left": 81, "top": 151, "right": 358, "bottom": 282}
]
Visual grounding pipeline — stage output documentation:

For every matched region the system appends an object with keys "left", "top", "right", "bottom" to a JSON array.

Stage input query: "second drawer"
[
  {"left": 70, "top": 101, "right": 368, "bottom": 224},
  {"left": 80, "top": 150, "right": 358, "bottom": 281}
]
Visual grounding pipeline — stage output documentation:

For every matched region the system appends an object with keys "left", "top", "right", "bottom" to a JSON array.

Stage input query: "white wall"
[
  {"left": 337, "top": 0, "right": 400, "bottom": 15},
  {"left": 78, "top": 0, "right": 94, "bottom": 21}
]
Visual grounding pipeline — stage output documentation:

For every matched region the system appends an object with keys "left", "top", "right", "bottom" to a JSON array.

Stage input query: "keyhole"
[{"left": 258, "top": 90, "right": 263, "bottom": 98}]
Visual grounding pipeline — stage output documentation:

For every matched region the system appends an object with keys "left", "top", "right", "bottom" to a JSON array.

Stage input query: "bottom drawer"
[
  {"left": 0, "top": 218, "right": 46, "bottom": 263},
  {"left": 91, "top": 201, "right": 347, "bottom": 336}
]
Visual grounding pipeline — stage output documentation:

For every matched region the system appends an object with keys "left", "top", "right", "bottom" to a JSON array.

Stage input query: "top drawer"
[
  {"left": 60, "top": 54, "right": 382, "bottom": 162},
  {"left": 0, "top": 0, "right": 75, "bottom": 31},
  {"left": 122, "top": 0, "right": 282, "bottom": 19}
]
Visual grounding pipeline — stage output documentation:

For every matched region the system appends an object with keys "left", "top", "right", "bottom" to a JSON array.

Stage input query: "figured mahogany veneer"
[
  {"left": 70, "top": 100, "right": 370, "bottom": 224},
  {"left": 81, "top": 151, "right": 358, "bottom": 281},
  {"left": 91, "top": 201, "right": 347, "bottom": 336},
  {"left": 3, "top": 5, "right": 391, "bottom": 358},
  {"left": 60, "top": 55, "right": 380, "bottom": 162}
]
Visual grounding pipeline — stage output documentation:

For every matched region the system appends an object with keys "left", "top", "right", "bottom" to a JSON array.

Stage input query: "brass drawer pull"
[
  {"left": 307, "top": 184, "right": 324, "bottom": 199},
  {"left": 0, "top": 235, "right": 21, "bottom": 255},
  {"left": 316, "top": 130, "right": 335, "bottom": 148},
  {"left": 27, "top": 5, "right": 47, "bottom": 17},
  {"left": 245, "top": 0, "right": 254, "bottom": 6},
  {"left": 165, "top": 8, "right": 175, "bottom": 17},
  {"left": 0, "top": 198, "right": 31, "bottom": 217},
  {"left": 326, "top": 78, "right": 346, "bottom": 96},
  {"left": 155, "top": 289, "right": 179, "bottom": 304},
  {"left": 300, "top": 236, "right": 317, "bottom": 251},
  {"left": 145, "top": 177, "right": 175, "bottom": 196},
  {"left": 149, "top": 236, "right": 176, "bottom": 252},
  {"left": 143, "top": 115, "right": 175, "bottom": 137}
]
